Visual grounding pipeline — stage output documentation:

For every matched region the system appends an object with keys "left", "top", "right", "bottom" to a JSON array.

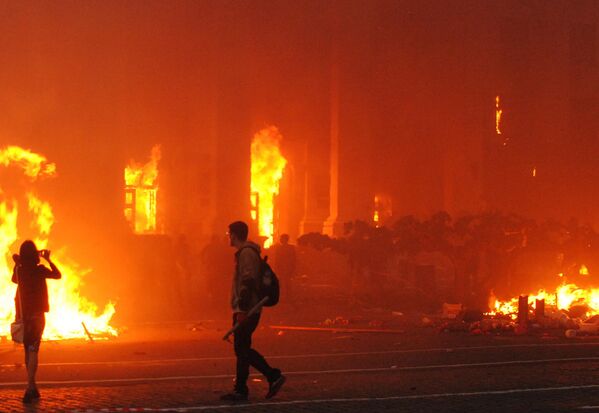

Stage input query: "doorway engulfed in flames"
[{"left": 250, "top": 126, "right": 287, "bottom": 249}]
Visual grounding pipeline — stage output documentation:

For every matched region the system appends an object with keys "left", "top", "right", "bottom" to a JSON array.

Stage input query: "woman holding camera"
[{"left": 11, "top": 240, "right": 62, "bottom": 403}]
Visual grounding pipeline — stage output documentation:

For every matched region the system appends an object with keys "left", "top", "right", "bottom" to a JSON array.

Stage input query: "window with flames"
[{"left": 124, "top": 145, "right": 161, "bottom": 234}]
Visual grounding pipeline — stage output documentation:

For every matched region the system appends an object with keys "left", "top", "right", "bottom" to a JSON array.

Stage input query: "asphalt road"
[{"left": 0, "top": 319, "right": 598, "bottom": 413}]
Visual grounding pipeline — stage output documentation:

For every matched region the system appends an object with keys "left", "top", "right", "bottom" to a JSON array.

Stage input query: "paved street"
[{"left": 1, "top": 316, "right": 598, "bottom": 413}]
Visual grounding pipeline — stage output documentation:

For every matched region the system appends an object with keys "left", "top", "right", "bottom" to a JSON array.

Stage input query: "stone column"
[{"left": 323, "top": 1, "right": 375, "bottom": 237}]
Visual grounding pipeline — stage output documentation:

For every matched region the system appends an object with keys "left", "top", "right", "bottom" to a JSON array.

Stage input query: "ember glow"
[
  {"left": 490, "top": 282, "right": 599, "bottom": 320},
  {"left": 0, "top": 146, "right": 117, "bottom": 340},
  {"left": 124, "top": 145, "right": 161, "bottom": 234},
  {"left": 373, "top": 194, "right": 392, "bottom": 228},
  {"left": 373, "top": 195, "right": 381, "bottom": 227},
  {"left": 495, "top": 95, "right": 503, "bottom": 135},
  {"left": 250, "top": 126, "right": 287, "bottom": 248}
]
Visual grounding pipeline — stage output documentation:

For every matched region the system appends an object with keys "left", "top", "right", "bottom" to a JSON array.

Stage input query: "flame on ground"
[
  {"left": 251, "top": 126, "right": 287, "bottom": 248},
  {"left": 0, "top": 146, "right": 116, "bottom": 340},
  {"left": 489, "top": 282, "right": 599, "bottom": 321},
  {"left": 124, "top": 145, "right": 161, "bottom": 234}
]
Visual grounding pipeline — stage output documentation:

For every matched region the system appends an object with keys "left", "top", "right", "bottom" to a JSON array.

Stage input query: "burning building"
[{"left": 0, "top": 1, "right": 598, "bottom": 322}]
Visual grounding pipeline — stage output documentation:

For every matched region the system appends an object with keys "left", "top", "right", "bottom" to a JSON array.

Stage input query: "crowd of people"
[{"left": 297, "top": 211, "right": 598, "bottom": 311}]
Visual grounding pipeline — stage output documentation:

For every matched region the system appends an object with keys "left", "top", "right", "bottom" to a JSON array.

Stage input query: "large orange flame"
[
  {"left": 251, "top": 126, "right": 287, "bottom": 248},
  {"left": 0, "top": 146, "right": 116, "bottom": 340},
  {"left": 0, "top": 145, "right": 56, "bottom": 179},
  {"left": 489, "top": 279, "right": 599, "bottom": 321},
  {"left": 124, "top": 145, "right": 161, "bottom": 234}
]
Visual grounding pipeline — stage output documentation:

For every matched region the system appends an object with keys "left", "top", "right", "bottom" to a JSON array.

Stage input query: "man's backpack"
[
  {"left": 259, "top": 256, "right": 280, "bottom": 307},
  {"left": 241, "top": 246, "right": 280, "bottom": 307}
]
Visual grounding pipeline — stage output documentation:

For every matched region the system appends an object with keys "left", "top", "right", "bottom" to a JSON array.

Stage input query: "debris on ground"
[
  {"left": 442, "top": 303, "right": 462, "bottom": 319},
  {"left": 187, "top": 323, "right": 205, "bottom": 332},
  {"left": 269, "top": 325, "right": 405, "bottom": 334},
  {"left": 322, "top": 316, "right": 349, "bottom": 327},
  {"left": 432, "top": 300, "right": 599, "bottom": 338}
]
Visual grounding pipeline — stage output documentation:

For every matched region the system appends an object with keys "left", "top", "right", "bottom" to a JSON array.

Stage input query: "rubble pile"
[{"left": 436, "top": 299, "right": 599, "bottom": 338}]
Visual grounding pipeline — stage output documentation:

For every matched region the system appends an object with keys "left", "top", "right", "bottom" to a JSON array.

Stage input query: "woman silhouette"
[{"left": 11, "top": 240, "right": 61, "bottom": 403}]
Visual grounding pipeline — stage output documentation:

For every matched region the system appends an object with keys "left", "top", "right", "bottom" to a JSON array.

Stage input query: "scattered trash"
[
  {"left": 391, "top": 311, "right": 404, "bottom": 317},
  {"left": 569, "top": 305, "right": 590, "bottom": 319},
  {"left": 277, "top": 330, "right": 285, "bottom": 336},
  {"left": 270, "top": 325, "right": 405, "bottom": 334},
  {"left": 442, "top": 303, "right": 462, "bottom": 319},
  {"left": 188, "top": 323, "right": 205, "bottom": 332},
  {"left": 322, "top": 316, "right": 350, "bottom": 327},
  {"left": 586, "top": 315, "right": 599, "bottom": 324},
  {"left": 421, "top": 317, "right": 433, "bottom": 327},
  {"left": 514, "top": 324, "right": 528, "bottom": 335},
  {"left": 578, "top": 322, "right": 599, "bottom": 335}
]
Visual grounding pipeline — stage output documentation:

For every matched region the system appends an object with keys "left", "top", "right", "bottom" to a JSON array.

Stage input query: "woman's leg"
[
  {"left": 23, "top": 316, "right": 43, "bottom": 392},
  {"left": 26, "top": 347, "right": 38, "bottom": 391}
]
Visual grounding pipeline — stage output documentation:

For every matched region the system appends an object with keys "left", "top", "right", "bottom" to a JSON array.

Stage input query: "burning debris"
[
  {"left": 0, "top": 146, "right": 117, "bottom": 340},
  {"left": 250, "top": 126, "right": 287, "bottom": 248},
  {"left": 437, "top": 280, "right": 599, "bottom": 337},
  {"left": 489, "top": 283, "right": 599, "bottom": 322},
  {"left": 124, "top": 145, "right": 161, "bottom": 235}
]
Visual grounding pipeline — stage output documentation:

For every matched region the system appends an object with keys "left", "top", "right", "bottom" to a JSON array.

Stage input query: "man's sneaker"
[
  {"left": 220, "top": 391, "right": 248, "bottom": 402},
  {"left": 22, "top": 389, "right": 39, "bottom": 404},
  {"left": 265, "top": 374, "right": 286, "bottom": 399}
]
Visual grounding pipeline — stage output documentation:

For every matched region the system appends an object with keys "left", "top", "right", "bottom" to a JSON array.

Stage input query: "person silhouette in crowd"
[
  {"left": 220, "top": 221, "right": 285, "bottom": 402},
  {"left": 174, "top": 234, "right": 192, "bottom": 312},
  {"left": 202, "top": 234, "right": 232, "bottom": 315},
  {"left": 11, "top": 240, "right": 62, "bottom": 404},
  {"left": 274, "top": 234, "right": 296, "bottom": 302}
]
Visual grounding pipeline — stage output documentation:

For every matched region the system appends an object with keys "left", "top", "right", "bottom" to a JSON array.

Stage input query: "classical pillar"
[{"left": 323, "top": 2, "right": 374, "bottom": 237}]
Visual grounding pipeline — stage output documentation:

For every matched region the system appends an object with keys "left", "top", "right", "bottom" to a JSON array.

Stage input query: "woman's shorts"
[{"left": 23, "top": 315, "right": 45, "bottom": 353}]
